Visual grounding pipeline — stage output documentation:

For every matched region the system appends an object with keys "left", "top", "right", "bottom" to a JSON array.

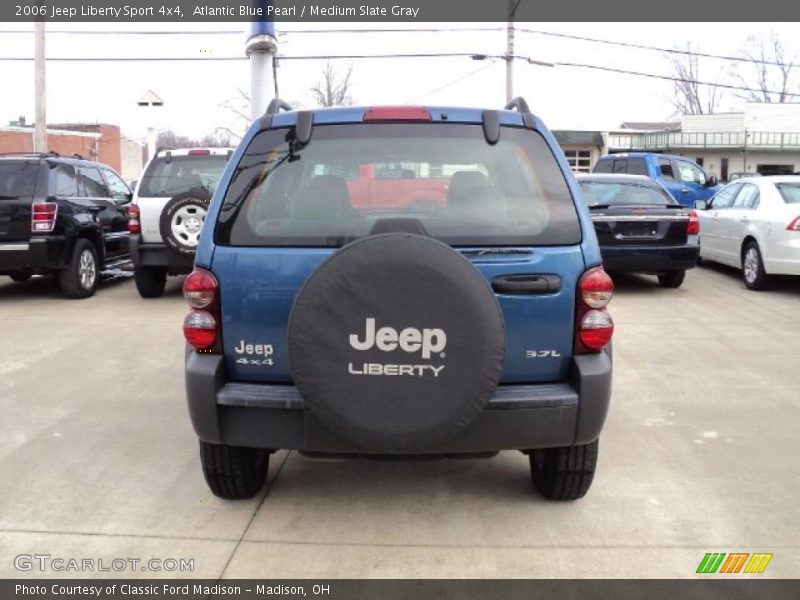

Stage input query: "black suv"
[{"left": 0, "top": 153, "right": 133, "bottom": 298}]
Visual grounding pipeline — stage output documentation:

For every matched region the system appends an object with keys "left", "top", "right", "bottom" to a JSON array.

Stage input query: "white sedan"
[{"left": 695, "top": 176, "right": 800, "bottom": 290}]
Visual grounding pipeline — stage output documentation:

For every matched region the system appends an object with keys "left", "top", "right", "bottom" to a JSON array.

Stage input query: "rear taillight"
[
  {"left": 579, "top": 267, "right": 614, "bottom": 309},
  {"left": 787, "top": 216, "right": 800, "bottom": 231},
  {"left": 575, "top": 267, "right": 614, "bottom": 354},
  {"left": 183, "top": 310, "right": 217, "bottom": 350},
  {"left": 687, "top": 210, "right": 700, "bottom": 235},
  {"left": 183, "top": 268, "right": 221, "bottom": 352},
  {"left": 127, "top": 204, "right": 140, "bottom": 234},
  {"left": 31, "top": 202, "right": 58, "bottom": 233}
]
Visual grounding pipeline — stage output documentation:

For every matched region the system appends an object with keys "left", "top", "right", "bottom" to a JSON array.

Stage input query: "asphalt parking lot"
[{"left": 1, "top": 264, "right": 798, "bottom": 579}]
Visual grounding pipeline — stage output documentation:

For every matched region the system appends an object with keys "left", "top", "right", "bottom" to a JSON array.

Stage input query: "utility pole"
[
  {"left": 34, "top": 20, "right": 47, "bottom": 153},
  {"left": 505, "top": 0, "right": 518, "bottom": 104}
]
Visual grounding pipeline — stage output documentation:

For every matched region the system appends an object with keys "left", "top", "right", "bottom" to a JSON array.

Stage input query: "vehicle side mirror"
[
  {"left": 694, "top": 200, "right": 708, "bottom": 210},
  {"left": 705, "top": 173, "right": 718, "bottom": 187}
]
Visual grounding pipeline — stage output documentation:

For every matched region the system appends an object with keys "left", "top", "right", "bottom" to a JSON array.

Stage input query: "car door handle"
[
  {"left": 680, "top": 188, "right": 689, "bottom": 193},
  {"left": 491, "top": 274, "right": 561, "bottom": 295},
  {"left": 740, "top": 216, "right": 749, "bottom": 222}
]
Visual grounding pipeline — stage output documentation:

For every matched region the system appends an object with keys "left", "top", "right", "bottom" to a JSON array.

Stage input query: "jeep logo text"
[{"left": 349, "top": 318, "right": 447, "bottom": 359}]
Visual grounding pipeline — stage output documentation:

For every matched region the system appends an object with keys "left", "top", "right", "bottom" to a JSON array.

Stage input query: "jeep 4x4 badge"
[{"left": 347, "top": 318, "right": 447, "bottom": 377}]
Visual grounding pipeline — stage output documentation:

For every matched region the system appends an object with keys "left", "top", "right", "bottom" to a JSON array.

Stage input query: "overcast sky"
[{"left": 1, "top": 22, "right": 799, "bottom": 143}]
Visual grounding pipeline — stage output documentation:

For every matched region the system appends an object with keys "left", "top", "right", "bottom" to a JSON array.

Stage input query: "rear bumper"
[
  {"left": 129, "top": 235, "right": 194, "bottom": 274},
  {"left": 601, "top": 243, "right": 699, "bottom": 273},
  {"left": 185, "top": 350, "right": 612, "bottom": 453},
  {"left": 0, "top": 237, "right": 68, "bottom": 273}
]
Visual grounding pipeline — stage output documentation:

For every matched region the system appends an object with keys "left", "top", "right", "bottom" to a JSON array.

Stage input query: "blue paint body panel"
[{"left": 196, "top": 104, "right": 602, "bottom": 386}]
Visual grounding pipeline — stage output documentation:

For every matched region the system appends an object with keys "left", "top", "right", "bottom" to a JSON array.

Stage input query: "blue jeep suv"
[{"left": 183, "top": 98, "right": 614, "bottom": 501}]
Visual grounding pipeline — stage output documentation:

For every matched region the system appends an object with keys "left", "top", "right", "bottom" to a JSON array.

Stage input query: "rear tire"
[
  {"left": 657, "top": 270, "right": 686, "bottom": 288},
  {"left": 134, "top": 266, "right": 167, "bottom": 298},
  {"left": 58, "top": 239, "right": 99, "bottom": 299},
  {"left": 530, "top": 440, "right": 599, "bottom": 501},
  {"left": 742, "top": 241, "right": 770, "bottom": 290},
  {"left": 9, "top": 271, "right": 32, "bottom": 282},
  {"left": 199, "top": 441, "right": 269, "bottom": 500}
]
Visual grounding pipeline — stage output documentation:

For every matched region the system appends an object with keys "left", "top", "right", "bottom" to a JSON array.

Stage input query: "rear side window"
[
  {"left": 593, "top": 159, "right": 613, "bottom": 174},
  {"left": 0, "top": 162, "right": 39, "bottom": 198},
  {"left": 50, "top": 164, "right": 79, "bottom": 197},
  {"left": 627, "top": 158, "right": 647, "bottom": 176},
  {"left": 138, "top": 155, "right": 230, "bottom": 198},
  {"left": 216, "top": 124, "right": 581, "bottom": 247},
  {"left": 612, "top": 159, "right": 627, "bottom": 174},
  {"left": 578, "top": 181, "right": 674, "bottom": 206},
  {"left": 776, "top": 183, "right": 800, "bottom": 204},
  {"left": 78, "top": 167, "right": 110, "bottom": 198}
]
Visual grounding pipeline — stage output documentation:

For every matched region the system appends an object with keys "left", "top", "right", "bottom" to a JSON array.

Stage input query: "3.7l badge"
[{"left": 525, "top": 350, "right": 561, "bottom": 358}]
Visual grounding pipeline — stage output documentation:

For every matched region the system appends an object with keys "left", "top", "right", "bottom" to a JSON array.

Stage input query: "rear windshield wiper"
[
  {"left": 587, "top": 204, "right": 611, "bottom": 210},
  {"left": 460, "top": 248, "right": 533, "bottom": 256}
]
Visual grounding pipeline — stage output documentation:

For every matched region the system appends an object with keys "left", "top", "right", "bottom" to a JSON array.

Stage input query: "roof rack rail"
[
  {"left": 266, "top": 98, "right": 294, "bottom": 115},
  {"left": 154, "top": 146, "right": 173, "bottom": 156},
  {"left": 504, "top": 97, "right": 536, "bottom": 129},
  {"left": 504, "top": 97, "right": 531, "bottom": 114}
]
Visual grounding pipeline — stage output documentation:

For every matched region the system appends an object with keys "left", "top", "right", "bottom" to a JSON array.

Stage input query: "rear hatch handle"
[{"left": 491, "top": 274, "right": 561, "bottom": 295}]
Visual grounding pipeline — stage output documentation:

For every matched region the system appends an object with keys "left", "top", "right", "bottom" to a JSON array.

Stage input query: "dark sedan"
[{"left": 576, "top": 174, "right": 700, "bottom": 288}]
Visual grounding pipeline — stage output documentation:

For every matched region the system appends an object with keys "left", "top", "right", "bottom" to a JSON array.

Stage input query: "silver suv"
[{"left": 128, "top": 148, "right": 232, "bottom": 297}]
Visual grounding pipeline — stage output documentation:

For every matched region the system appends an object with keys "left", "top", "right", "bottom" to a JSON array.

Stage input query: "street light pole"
[
  {"left": 137, "top": 90, "right": 164, "bottom": 161},
  {"left": 34, "top": 20, "right": 47, "bottom": 153},
  {"left": 246, "top": 0, "right": 278, "bottom": 121}
]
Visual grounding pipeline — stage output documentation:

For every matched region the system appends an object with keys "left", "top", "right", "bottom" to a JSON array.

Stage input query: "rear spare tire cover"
[{"left": 288, "top": 233, "right": 506, "bottom": 451}]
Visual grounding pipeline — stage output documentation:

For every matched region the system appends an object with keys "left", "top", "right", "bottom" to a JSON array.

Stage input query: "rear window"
[
  {"left": 593, "top": 159, "right": 613, "bottom": 174},
  {"left": 0, "top": 161, "right": 39, "bottom": 198},
  {"left": 216, "top": 123, "right": 580, "bottom": 247},
  {"left": 578, "top": 181, "right": 674, "bottom": 207},
  {"left": 776, "top": 183, "right": 800, "bottom": 204},
  {"left": 138, "top": 155, "right": 230, "bottom": 198},
  {"left": 627, "top": 158, "right": 648, "bottom": 176}
]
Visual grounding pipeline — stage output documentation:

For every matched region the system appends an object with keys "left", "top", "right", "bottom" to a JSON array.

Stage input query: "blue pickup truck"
[{"left": 593, "top": 152, "right": 719, "bottom": 207}]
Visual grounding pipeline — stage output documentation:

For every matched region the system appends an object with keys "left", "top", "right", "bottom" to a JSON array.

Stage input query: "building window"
[{"left": 564, "top": 150, "right": 592, "bottom": 173}]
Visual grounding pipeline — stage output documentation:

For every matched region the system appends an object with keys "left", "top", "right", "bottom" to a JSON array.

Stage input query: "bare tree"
[
  {"left": 157, "top": 130, "right": 231, "bottom": 149},
  {"left": 730, "top": 33, "right": 797, "bottom": 103},
  {"left": 666, "top": 43, "right": 721, "bottom": 115},
  {"left": 310, "top": 62, "right": 355, "bottom": 107}
]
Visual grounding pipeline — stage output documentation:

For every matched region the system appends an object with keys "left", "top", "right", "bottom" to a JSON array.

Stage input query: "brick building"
[{"left": 0, "top": 123, "right": 144, "bottom": 180}]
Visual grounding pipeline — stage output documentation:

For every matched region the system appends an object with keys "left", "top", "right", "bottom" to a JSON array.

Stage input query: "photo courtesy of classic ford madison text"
[{"left": 0, "top": 0, "right": 799, "bottom": 593}]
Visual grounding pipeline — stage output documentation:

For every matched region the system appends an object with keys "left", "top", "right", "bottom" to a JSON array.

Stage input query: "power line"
[
  {"left": 515, "top": 28, "right": 791, "bottom": 68},
  {"left": 0, "top": 52, "right": 483, "bottom": 62},
  {"left": 404, "top": 59, "right": 497, "bottom": 104},
  {"left": 0, "top": 29, "right": 243, "bottom": 35},
  {"left": 1, "top": 50, "right": 796, "bottom": 98},
  {"left": 280, "top": 27, "right": 503, "bottom": 35},
  {"left": 0, "top": 25, "right": 791, "bottom": 69},
  {"left": 551, "top": 60, "right": 800, "bottom": 98}
]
